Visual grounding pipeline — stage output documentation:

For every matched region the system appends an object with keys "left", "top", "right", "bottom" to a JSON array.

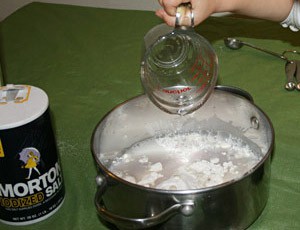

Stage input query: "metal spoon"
[
  {"left": 224, "top": 37, "right": 300, "bottom": 91},
  {"left": 285, "top": 61, "right": 297, "bottom": 90},
  {"left": 224, "top": 37, "right": 288, "bottom": 61}
]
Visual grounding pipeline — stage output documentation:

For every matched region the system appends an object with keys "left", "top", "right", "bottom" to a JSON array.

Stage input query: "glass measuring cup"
[{"left": 141, "top": 3, "right": 218, "bottom": 115}]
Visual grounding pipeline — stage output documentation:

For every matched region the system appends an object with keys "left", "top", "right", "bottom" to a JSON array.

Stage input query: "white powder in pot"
[{"left": 103, "top": 130, "right": 263, "bottom": 190}]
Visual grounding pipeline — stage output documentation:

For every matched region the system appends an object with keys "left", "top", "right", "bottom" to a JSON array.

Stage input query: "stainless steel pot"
[{"left": 91, "top": 86, "right": 274, "bottom": 230}]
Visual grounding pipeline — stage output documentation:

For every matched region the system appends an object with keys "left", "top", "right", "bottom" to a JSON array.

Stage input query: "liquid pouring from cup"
[{"left": 141, "top": 3, "right": 218, "bottom": 115}]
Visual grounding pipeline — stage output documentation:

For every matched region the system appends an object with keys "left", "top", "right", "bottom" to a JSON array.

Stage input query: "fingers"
[
  {"left": 157, "top": 0, "right": 216, "bottom": 27},
  {"left": 155, "top": 9, "right": 176, "bottom": 27},
  {"left": 156, "top": 0, "right": 193, "bottom": 27},
  {"left": 159, "top": 0, "right": 190, "bottom": 16}
]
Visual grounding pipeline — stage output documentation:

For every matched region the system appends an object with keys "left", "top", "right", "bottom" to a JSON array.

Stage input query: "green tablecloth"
[{"left": 1, "top": 2, "right": 300, "bottom": 230}]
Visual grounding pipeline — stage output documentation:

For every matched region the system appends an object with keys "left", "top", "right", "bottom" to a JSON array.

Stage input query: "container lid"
[{"left": 0, "top": 84, "right": 49, "bottom": 130}]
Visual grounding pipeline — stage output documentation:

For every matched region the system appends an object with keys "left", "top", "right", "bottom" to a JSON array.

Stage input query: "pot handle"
[{"left": 95, "top": 175, "right": 194, "bottom": 229}]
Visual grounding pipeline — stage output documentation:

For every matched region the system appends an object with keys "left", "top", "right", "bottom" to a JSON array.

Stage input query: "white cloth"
[{"left": 281, "top": 0, "right": 300, "bottom": 32}]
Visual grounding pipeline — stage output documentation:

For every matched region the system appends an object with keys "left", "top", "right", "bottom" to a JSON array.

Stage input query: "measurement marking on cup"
[
  {"left": 191, "top": 68, "right": 211, "bottom": 93},
  {"left": 191, "top": 55, "right": 209, "bottom": 72},
  {"left": 163, "top": 87, "right": 192, "bottom": 94},
  {"left": 190, "top": 55, "right": 215, "bottom": 93}
]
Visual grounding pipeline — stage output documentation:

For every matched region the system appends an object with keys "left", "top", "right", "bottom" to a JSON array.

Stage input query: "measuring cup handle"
[{"left": 175, "top": 3, "right": 194, "bottom": 29}]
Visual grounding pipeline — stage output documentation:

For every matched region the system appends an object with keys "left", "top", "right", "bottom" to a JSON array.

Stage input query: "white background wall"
[{"left": 0, "top": 0, "right": 160, "bottom": 21}]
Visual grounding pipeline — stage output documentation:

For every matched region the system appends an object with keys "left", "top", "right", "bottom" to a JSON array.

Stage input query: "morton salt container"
[{"left": 0, "top": 84, "right": 65, "bottom": 225}]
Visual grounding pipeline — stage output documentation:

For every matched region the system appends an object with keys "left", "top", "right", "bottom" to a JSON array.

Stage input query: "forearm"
[{"left": 216, "top": 0, "right": 294, "bottom": 21}]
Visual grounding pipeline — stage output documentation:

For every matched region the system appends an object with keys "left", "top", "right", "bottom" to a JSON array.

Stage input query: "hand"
[
  {"left": 155, "top": 0, "right": 218, "bottom": 27},
  {"left": 156, "top": 0, "right": 294, "bottom": 27}
]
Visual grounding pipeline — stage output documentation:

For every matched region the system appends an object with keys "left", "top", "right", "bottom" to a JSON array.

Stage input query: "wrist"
[{"left": 214, "top": 0, "right": 240, "bottom": 14}]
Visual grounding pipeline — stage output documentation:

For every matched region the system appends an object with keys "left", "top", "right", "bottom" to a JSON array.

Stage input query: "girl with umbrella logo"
[{"left": 19, "top": 147, "right": 41, "bottom": 179}]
